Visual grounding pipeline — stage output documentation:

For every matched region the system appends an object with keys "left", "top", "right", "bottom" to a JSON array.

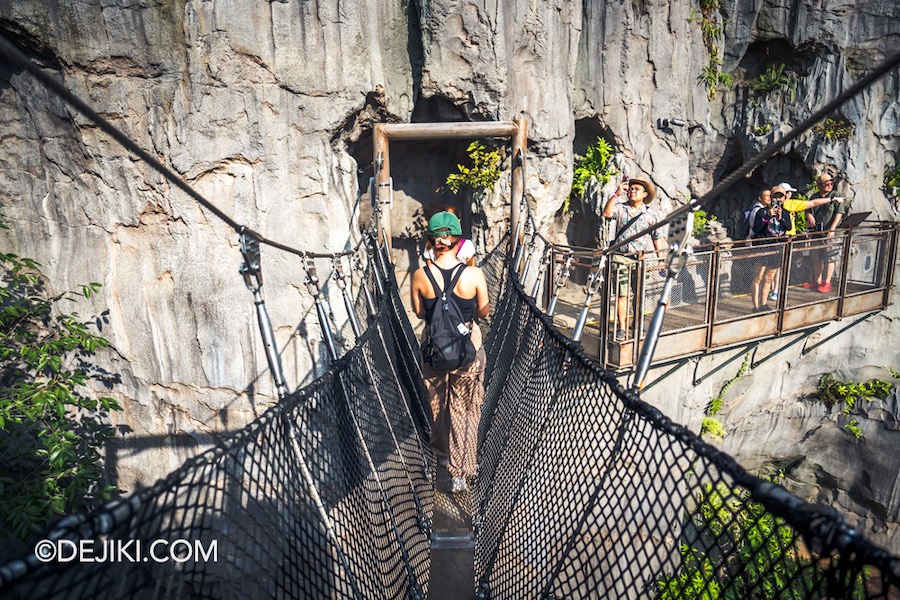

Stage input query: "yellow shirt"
[{"left": 781, "top": 198, "right": 810, "bottom": 236}]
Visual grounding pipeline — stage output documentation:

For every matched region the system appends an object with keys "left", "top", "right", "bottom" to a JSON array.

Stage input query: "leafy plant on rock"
[
  {"left": 883, "top": 163, "right": 900, "bottom": 197},
  {"left": 567, "top": 137, "right": 618, "bottom": 211},
  {"left": 699, "top": 352, "right": 749, "bottom": 442},
  {"left": 691, "top": 0, "right": 732, "bottom": 100},
  {"left": 0, "top": 238, "right": 121, "bottom": 539},
  {"left": 812, "top": 116, "right": 854, "bottom": 142},
  {"left": 692, "top": 208, "right": 720, "bottom": 238},
  {"left": 816, "top": 373, "right": 892, "bottom": 439},
  {"left": 446, "top": 141, "right": 502, "bottom": 194},
  {"left": 750, "top": 123, "right": 772, "bottom": 137},
  {"left": 750, "top": 63, "right": 794, "bottom": 96}
]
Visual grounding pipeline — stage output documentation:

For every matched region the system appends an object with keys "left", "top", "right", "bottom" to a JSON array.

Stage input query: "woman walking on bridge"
[{"left": 411, "top": 211, "right": 491, "bottom": 494}]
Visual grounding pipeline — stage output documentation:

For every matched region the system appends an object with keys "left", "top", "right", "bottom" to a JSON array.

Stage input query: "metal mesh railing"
[
  {"left": 475, "top": 261, "right": 900, "bottom": 599},
  {"left": 543, "top": 224, "right": 898, "bottom": 369},
  {"left": 0, "top": 273, "right": 433, "bottom": 599},
  {"left": 2, "top": 233, "right": 898, "bottom": 599}
]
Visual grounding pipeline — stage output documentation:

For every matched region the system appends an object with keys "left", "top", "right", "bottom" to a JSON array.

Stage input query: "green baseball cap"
[{"left": 428, "top": 211, "right": 462, "bottom": 235}]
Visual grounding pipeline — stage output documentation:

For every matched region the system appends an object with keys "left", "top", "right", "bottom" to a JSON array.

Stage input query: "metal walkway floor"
[{"left": 429, "top": 464, "right": 475, "bottom": 600}]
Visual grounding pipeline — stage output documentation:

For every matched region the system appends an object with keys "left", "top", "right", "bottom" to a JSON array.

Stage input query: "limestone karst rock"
[{"left": 0, "top": 0, "right": 898, "bottom": 551}]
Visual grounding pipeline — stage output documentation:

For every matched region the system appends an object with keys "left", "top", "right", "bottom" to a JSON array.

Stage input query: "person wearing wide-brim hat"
[{"left": 601, "top": 175, "right": 665, "bottom": 342}]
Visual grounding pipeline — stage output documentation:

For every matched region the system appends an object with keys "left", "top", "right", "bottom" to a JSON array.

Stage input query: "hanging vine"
[{"left": 691, "top": 0, "right": 732, "bottom": 100}]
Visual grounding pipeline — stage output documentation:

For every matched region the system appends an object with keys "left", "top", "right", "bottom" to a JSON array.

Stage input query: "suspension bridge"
[{"left": 1, "top": 33, "right": 900, "bottom": 599}]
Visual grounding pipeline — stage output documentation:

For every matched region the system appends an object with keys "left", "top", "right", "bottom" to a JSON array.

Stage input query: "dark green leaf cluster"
[
  {"left": 1, "top": 250, "right": 122, "bottom": 539},
  {"left": 812, "top": 116, "right": 854, "bottom": 142},
  {"left": 446, "top": 141, "right": 502, "bottom": 194},
  {"left": 883, "top": 163, "right": 900, "bottom": 192}
]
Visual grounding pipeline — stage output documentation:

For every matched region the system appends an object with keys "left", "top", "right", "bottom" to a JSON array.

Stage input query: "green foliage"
[
  {"left": 698, "top": 54, "right": 733, "bottom": 100},
  {"left": 883, "top": 163, "right": 900, "bottom": 193},
  {"left": 692, "top": 209, "right": 719, "bottom": 238},
  {"left": 750, "top": 63, "right": 794, "bottom": 95},
  {"left": 445, "top": 141, "right": 502, "bottom": 194},
  {"left": 692, "top": 0, "right": 731, "bottom": 100},
  {"left": 700, "top": 417, "right": 726, "bottom": 441},
  {"left": 705, "top": 352, "right": 750, "bottom": 418},
  {"left": 750, "top": 123, "right": 772, "bottom": 137},
  {"left": 813, "top": 116, "right": 854, "bottom": 142},
  {"left": 0, "top": 248, "right": 121, "bottom": 539},
  {"left": 816, "top": 373, "right": 893, "bottom": 439},
  {"left": 658, "top": 544, "right": 720, "bottom": 599},
  {"left": 568, "top": 137, "right": 618, "bottom": 211},
  {"left": 659, "top": 477, "right": 866, "bottom": 599}
]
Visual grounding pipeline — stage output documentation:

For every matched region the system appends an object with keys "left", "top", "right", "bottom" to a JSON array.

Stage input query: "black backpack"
[{"left": 421, "top": 265, "right": 477, "bottom": 371}]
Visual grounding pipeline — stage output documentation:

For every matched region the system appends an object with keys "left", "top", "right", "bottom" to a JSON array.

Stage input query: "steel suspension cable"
[
  {"left": 606, "top": 48, "right": 900, "bottom": 256},
  {"left": 0, "top": 32, "right": 365, "bottom": 261}
]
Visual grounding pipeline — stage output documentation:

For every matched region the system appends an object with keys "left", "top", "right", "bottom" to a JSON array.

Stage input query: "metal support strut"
[
  {"left": 530, "top": 244, "right": 553, "bottom": 300},
  {"left": 333, "top": 255, "right": 362, "bottom": 338},
  {"left": 239, "top": 231, "right": 288, "bottom": 399},
  {"left": 572, "top": 255, "right": 606, "bottom": 345},
  {"left": 303, "top": 255, "right": 339, "bottom": 362},
  {"left": 632, "top": 209, "right": 696, "bottom": 391},
  {"left": 547, "top": 250, "right": 573, "bottom": 318}
]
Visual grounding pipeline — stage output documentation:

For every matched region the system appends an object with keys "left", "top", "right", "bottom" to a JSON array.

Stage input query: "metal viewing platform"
[{"left": 545, "top": 222, "right": 899, "bottom": 370}]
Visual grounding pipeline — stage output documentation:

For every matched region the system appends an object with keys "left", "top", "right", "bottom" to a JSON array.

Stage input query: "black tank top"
[{"left": 422, "top": 265, "right": 477, "bottom": 322}]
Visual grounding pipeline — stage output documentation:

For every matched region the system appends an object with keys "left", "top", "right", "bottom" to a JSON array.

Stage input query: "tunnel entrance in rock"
[
  {"left": 736, "top": 38, "right": 820, "bottom": 82},
  {"left": 345, "top": 95, "right": 515, "bottom": 272},
  {"left": 347, "top": 133, "right": 470, "bottom": 271},
  {"left": 565, "top": 117, "right": 619, "bottom": 248}
]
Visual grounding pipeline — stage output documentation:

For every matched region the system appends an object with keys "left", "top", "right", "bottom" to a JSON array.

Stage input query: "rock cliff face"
[{"left": 1, "top": 1, "right": 898, "bottom": 550}]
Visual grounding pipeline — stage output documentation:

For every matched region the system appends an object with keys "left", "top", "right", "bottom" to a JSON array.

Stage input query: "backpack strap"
[
  {"left": 423, "top": 264, "right": 467, "bottom": 315},
  {"left": 423, "top": 265, "right": 443, "bottom": 300},
  {"left": 446, "top": 264, "right": 467, "bottom": 298},
  {"left": 746, "top": 203, "right": 764, "bottom": 239},
  {"left": 425, "top": 263, "right": 466, "bottom": 298}
]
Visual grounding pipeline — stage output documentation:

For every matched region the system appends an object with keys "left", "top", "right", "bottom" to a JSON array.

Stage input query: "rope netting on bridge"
[
  {"left": 3, "top": 30, "right": 900, "bottom": 600},
  {"left": 475, "top": 242, "right": 900, "bottom": 599},
  {"left": 0, "top": 240, "right": 437, "bottom": 599},
  {"left": 2, "top": 233, "right": 898, "bottom": 599}
]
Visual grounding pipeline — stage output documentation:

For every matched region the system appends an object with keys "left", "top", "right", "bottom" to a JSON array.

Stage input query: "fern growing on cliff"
[
  {"left": 567, "top": 137, "right": 619, "bottom": 211},
  {"left": 691, "top": 0, "right": 732, "bottom": 100}
]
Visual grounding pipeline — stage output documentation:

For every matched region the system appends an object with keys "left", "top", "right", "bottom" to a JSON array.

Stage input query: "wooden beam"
[{"left": 379, "top": 121, "right": 518, "bottom": 140}]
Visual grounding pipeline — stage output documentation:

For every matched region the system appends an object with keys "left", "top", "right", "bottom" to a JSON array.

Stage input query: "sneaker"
[
  {"left": 450, "top": 477, "right": 468, "bottom": 494},
  {"left": 615, "top": 329, "right": 627, "bottom": 341},
  {"left": 768, "top": 291, "right": 778, "bottom": 301},
  {"left": 817, "top": 282, "right": 833, "bottom": 293},
  {"left": 801, "top": 282, "right": 816, "bottom": 290}
]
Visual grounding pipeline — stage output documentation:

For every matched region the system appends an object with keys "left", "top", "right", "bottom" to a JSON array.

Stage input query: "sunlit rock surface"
[{"left": 0, "top": 0, "right": 898, "bottom": 551}]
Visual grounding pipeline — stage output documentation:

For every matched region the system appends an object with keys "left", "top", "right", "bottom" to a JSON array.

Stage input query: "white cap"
[{"left": 779, "top": 182, "right": 797, "bottom": 192}]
